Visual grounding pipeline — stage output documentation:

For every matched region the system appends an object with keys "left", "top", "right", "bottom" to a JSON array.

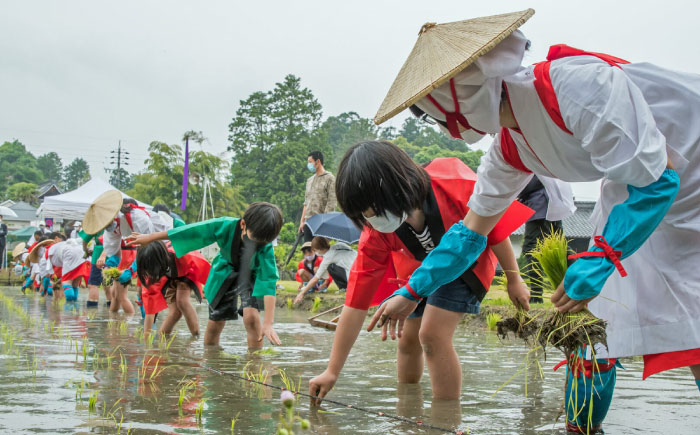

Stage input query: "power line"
[{"left": 106, "top": 140, "right": 130, "bottom": 189}]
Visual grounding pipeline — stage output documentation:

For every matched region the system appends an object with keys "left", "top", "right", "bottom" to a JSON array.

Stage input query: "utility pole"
[{"left": 108, "top": 140, "right": 130, "bottom": 189}]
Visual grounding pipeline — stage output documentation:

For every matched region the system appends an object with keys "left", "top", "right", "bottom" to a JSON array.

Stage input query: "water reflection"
[{"left": 0, "top": 288, "right": 698, "bottom": 434}]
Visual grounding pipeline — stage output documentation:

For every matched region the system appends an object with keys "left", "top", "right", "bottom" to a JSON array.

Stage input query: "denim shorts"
[
  {"left": 88, "top": 264, "right": 103, "bottom": 286},
  {"left": 409, "top": 277, "right": 481, "bottom": 318}
]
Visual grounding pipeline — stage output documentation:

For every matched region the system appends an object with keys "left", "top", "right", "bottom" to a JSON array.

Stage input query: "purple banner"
[{"left": 180, "top": 138, "right": 189, "bottom": 210}]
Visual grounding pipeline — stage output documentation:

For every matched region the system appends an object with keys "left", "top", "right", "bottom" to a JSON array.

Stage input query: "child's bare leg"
[
  {"left": 113, "top": 282, "right": 134, "bottom": 314},
  {"left": 397, "top": 317, "right": 424, "bottom": 383},
  {"left": 243, "top": 307, "right": 263, "bottom": 350},
  {"left": 204, "top": 320, "right": 225, "bottom": 346},
  {"left": 87, "top": 284, "right": 100, "bottom": 302},
  {"left": 419, "top": 305, "right": 463, "bottom": 400},
  {"left": 144, "top": 314, "right": 156, "bottom": 335},
  {"left": 158, "top": 303, "right": 182, "bottom": 336},
  {"left": 175, "top": 284, "right": 199, "bottom": 336}
]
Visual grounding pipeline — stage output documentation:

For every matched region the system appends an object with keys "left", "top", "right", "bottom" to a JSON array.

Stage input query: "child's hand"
[
  {"left": 261, "top": 324, "right": 282, "bottom": 345},
  {"left": 125, "top": 232, "right": 148, "bottom": 247},
  {"left": 293, "top": 292, "right": 305, "bottom": 305},
  {"left": 507, "top": 278, "right": 531, "bottom": 311}
]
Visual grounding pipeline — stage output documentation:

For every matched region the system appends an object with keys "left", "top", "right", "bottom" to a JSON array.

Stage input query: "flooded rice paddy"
[{"left": 0, "top": 286, "right": 698, "bottom": 434}]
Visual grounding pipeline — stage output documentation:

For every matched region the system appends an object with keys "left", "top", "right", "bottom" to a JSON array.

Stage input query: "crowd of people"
[{"left": 6, "top": 9, "right": 700, "bottom": 433}]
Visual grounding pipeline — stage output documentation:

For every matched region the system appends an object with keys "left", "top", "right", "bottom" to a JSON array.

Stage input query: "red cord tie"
[{"left": 568, "top": 235, "right": 627, "bottom": 277}]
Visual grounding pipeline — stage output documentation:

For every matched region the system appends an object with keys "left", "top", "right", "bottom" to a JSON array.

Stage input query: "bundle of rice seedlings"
[
  {"left": 102, "top": 267, "right": 121, "bottom": 286},
  {"left": 497, "top": 231, "right": 608, "bottom": 360}
]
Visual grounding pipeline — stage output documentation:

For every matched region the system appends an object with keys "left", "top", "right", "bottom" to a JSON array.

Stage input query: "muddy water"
[{"left": 0, "top": 287, "right": 698, "bottom": 434}]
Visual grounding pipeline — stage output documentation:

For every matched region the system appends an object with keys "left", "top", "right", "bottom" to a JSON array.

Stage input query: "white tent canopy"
[{"left": 37, "top": 178, "right": 150, "bottom": 220}]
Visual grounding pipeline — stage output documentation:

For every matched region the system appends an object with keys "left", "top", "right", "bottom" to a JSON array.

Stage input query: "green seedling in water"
[
  {"left": 157, "top": 332, "right": 176, "bottom": 351},
  {"left": 119, "top": 352, "right": 128, "bottom": 376},
  {"left": 286, "top": 297, "right": 293, "bottom": 310},
  {"left": 486, "top": 312, "right": 502, "bottom": 331},
  {"left": 195, "top": 399, "right": 207, "bottom": 425},
  {"left": 118, "top": 320, "right": 128, "bottom": 335},
  {"left": 254, "top": 347, "right": 280, "bottom": 356},
  {"left": 74, "top": 378, "right": 85, "bottom": 402},
  {"left": 243, "top": 361, "right": 269, "bottom": 399},
  {"left": 177, "top": 379, "right": 197, "bottom": 414},
  {"left": 138, "top": 355, "right": 168, "bottom": 388},
  {"left": 310, "top": 297, "right": 321, "bottom": 313},
  {"left": 145, "top": 331, "right": 156, "bottom": 348},
  {"left": 88, "top": 391, "right": 98, "bottom": 414},
  {"left": 81, "top": 338, "right": 88, "bottom": 362},
  {"left": 278, "top": 368, "right": 302, "bottom": 396},
  {"left": 231, "top": 412, "right": 240, "bottom": 434}
]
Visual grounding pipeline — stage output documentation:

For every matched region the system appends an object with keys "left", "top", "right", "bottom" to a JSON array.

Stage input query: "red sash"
[{"left": 123, "top": 204, "right": 150, "bottom": 231}]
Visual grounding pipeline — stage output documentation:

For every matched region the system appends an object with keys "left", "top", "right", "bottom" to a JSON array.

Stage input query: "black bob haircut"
[
  {"left": 336, "top": 140, "right": 430, "bottom": 229},
  {"left": 136, "top": 241, "right": 172, "bottom": 286},
  {"left": 308, "top": 151, "right": 324, "bottom": 165},
  {"left": 50, "top": 232, "right": 67, "bottom": 241},
  {"left": 152, "top": 203, "right": 170, "bottom": 214},
  {"left": 243, "top": 202, "right": 283, "bottom": 244},
  {"left": 33, "top": 230, "right": 43, "bottom": 238},
  {"left": 120, "top": 197, "right": 137, "bottom": 213}
]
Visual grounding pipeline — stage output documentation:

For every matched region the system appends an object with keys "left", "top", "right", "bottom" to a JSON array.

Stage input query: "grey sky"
[{"left": 2, "top": 0, "right": 696, "bottom": 201}]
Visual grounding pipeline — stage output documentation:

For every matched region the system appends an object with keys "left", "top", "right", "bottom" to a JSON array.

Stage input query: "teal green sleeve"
[
  {"left": 252, "top": 244, "right": 279, "bottom": 298},
  {"left": 168, "top": 217, "right": 237, "bottom": 258},
  {"left": 173, "top": 217, "right": 186, "bottom": 228},
  {"left": 78, "top": 230, "right": 93, "bottom": 244}
]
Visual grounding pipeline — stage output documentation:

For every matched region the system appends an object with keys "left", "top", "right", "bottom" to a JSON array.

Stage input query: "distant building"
[
  {"left": 1, "top": 201, "right": 39, "bottom": 230},
  {"left": 37, "top": 182, "right": 62, "bottom": 201},
  {"left": 510, "top": 200, "right": 596, "bottom": 258}
]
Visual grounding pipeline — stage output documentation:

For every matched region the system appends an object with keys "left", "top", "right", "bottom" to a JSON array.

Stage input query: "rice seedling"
[
  {"left": 75, "top": 378, "right": 85, "bottom": 402},
  {"left": 244, "top": 361, "right": 270, "bottom": 399},
  {"left": 278, "top": 368, "right": 301, "bottom": 396},
  {"left": 144, "top": 331, "right": 156, "bottom": 348},
  {"left": 102, "top": 267, "right": 121, "bottom": 286},
  {"left": 88, "top": 391, "right": 98, "bottom": 414},
  {"left": 81, "top": 338, "right": 88, "bottom": 363},
  {"left": 310, "top": 296, "right": 321, "bottom": 313},
  {"left": 485, "top": 312, "right": 502, "bottom": 331},
  {"left": 86, "top": 310, "right": 97, "bottom": 321},
  {"left": 195, "top": 399, "right": 207, "bottom": 425},
  {"left": 286, "top": 297, "right": 293, "bottom": 310},
  {"left": 138, "top": 355, "right": 168, "bottom": 391},
  {"left": 231, "top": 412, "right": 240, "bottom": 434},
  {"left": 119, "top": 352, "right": 128, "bottom": 376},
  {"left": 254, "top": 347, "right": 280, "bottom": 356},
  {"left": 118, "top": 320, "right": 128, "bottom": 335},
  {"left": 177, "top": 379, "right": 198, "bottom": 414},
  {"left": 496, "top": 231, "right": 608, "bottom": 360}
]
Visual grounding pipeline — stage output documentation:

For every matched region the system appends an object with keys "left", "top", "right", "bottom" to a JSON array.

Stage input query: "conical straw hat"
[
  {"left": 12, "top": 242, "right": 26, "bottom": 259},
  {"left": 26, "top": 239, "right": 55, "bottom": 264},
  {"left": 82, "top": 190, "right": 123, "bottom": 235},
  {"left": 374, "top": 8, "right": 535, "bottom": 125}
]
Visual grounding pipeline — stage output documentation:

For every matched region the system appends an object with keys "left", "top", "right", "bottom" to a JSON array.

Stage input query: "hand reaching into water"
[{"left": 367, "top": 294, "right": 419, "bottom": 340}]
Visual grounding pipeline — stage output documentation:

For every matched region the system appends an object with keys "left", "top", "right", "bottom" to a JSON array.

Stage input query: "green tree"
[
  {"left": 36, "top": 152, "right": 63, "bottom": 184},
  {"left": 62, "top": 158, "right": 91, "bottom": 190},
  {"left": 398, "top": 117, "right": 469, "bottom": 151},
  {"left": 7, "top": 182, "right": 38, "bottom": 204},
  {"left": 109, "top": 167, "right": 133, "bottom": 190},
  {"left": 229, "top": 74, "right": 330, "bottom": 223},
  {"left": 128, "top": 138, "right": 247, "bottom": 223},
  {"left": 321, "top": 112, "right": 380, "bottom": 167},
  {"left": 0, "top": 140, "right": 42, "bottom": 196}
]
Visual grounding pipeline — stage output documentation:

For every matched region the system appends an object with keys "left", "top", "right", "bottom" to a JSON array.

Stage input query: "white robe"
[
  {"left": 469, "top": 56, "right": 700, "bottom": 358},
  {"left": 102, "top": 210, "right": 155, "bottom": 257}
]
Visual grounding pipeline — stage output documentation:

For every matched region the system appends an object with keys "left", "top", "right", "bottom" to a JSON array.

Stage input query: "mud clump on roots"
[{"left": 538, "top": 310, "right": 607, "bottom": 359}]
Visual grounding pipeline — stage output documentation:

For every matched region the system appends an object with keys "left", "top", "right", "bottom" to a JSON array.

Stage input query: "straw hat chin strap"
[{"left": 425, "top": 79, "right": 486, "bottom": 140}]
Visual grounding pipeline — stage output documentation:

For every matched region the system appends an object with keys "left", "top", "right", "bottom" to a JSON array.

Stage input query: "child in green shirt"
[{"left": 128, "top": 202, "right": 283, "bottom": 348}]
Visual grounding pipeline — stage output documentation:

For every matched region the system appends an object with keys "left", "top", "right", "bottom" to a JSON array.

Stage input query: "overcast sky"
[{"left": 2, "top": 0, "right": 697, "bottom": 201}]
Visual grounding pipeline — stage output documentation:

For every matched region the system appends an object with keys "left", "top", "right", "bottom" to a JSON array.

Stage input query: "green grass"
[{"left": 485, "top": 312, "right": 502, "bottom": 331}]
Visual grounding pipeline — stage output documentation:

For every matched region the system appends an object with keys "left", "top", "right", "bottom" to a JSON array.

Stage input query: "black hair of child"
[
  {"left": 242, "top": 202, "right": 283, "bottom": 245},
  {"left": 335, "top": 140, "right": 430, "bottom": 229},
  {"left": 50, "top": 232, "right": 67, "bottom": 241},
  {"left": 33, "top": 230, "right": 43, "bottom": 239},
  {"left": 136, "top": 240, "right": 171, "bottom": 286},
  {"left": 152, "top": 203, "right": 170, "bottom": 214},
  {"left": 120, "top": 197, "right": 138, "bottom": 214},
  {"left": 308, "top": 151, "right": 324, "bottom": 165}
]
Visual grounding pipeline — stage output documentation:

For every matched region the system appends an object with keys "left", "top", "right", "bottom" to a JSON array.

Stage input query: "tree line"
[{"left": 1, "top": 74, "right": 483, "bottom": 222}]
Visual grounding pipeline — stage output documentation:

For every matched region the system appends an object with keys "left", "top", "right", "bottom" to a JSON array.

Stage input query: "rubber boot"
[
  {"left": 696, "top": 379, "right": 700, "bottom": 392},
  {"left": 565, "top": 354, "right": 617, "bottom": 434}
]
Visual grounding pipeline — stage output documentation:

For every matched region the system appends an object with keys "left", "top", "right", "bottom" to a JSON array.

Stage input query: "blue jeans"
[{"left": 409, "top": 277, "right": 481, "bottom": 318}]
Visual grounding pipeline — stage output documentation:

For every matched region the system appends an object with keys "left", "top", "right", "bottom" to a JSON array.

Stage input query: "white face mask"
[
  {"left": 304, "top": 255, "right": 315, "bottom": 261},
  {"left": 364, "top": 211, "right": 407, "bottom": 233}
]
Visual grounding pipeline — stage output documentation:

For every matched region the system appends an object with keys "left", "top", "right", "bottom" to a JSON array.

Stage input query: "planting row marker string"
[{"left": 170, "top": 350, "right": 464, "bottom": 434}]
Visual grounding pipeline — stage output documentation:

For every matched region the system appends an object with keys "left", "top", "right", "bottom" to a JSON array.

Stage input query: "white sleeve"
[
  {"left": 130, "top": 210, "right": 154, "bottom": 235},
  {"left": 102, "top": 229, "right": 121, "bottom": 257},
  {"left": 467, "top": 135, "right": 533, "bottom": 217},
  {"left": 554, "top": 61, "right": 667, "bottom": 187}
]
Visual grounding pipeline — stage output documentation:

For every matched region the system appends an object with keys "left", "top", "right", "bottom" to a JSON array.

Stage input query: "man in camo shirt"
[{"left": 299, "top": 151, "right": 336, "bottom": 242}]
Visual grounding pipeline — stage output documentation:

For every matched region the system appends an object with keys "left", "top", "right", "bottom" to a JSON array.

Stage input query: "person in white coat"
[{"left": 370, "top": 9, "right": 700, "bottom": 433}]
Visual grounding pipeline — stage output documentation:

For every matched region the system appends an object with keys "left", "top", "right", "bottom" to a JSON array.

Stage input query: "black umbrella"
[{"left": 305, "top": 212, "right": 361, "bottom": 244}]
